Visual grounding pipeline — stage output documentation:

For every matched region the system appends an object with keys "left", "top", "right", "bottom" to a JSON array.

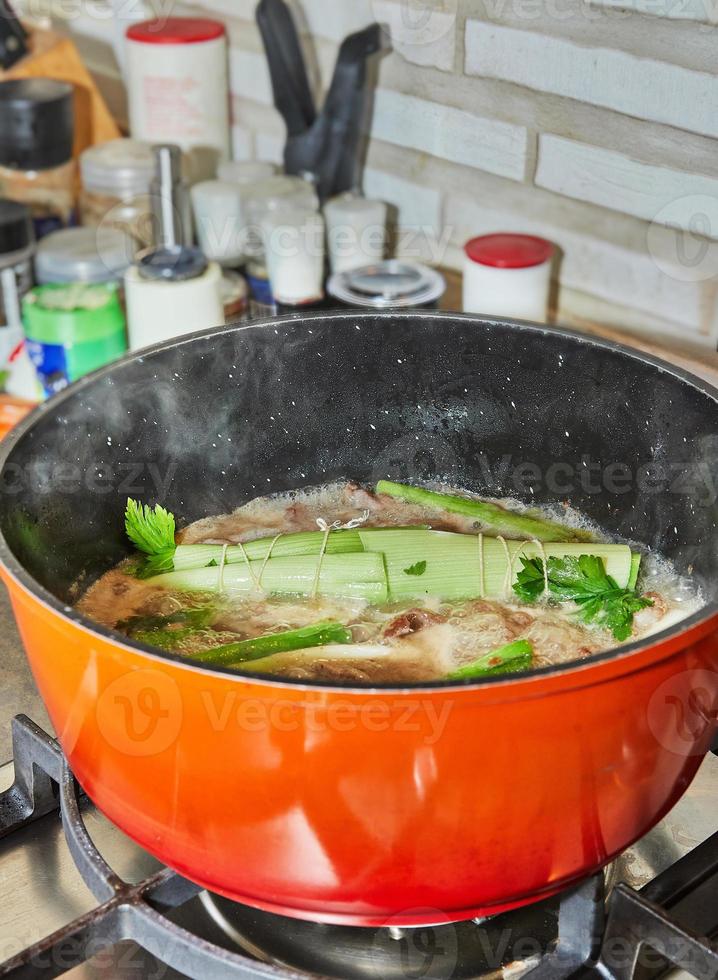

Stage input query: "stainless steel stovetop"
[{"left": 1, "top": 715, "right": 717, "bottom": 980}]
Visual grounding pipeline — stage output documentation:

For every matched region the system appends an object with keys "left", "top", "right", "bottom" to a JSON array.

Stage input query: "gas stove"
[{"left": 1, "top": 715, "right": 717, "bottom": 980}]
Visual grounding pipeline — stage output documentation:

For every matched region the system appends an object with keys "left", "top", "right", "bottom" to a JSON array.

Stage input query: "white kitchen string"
[
  {"left": 217, "top": 543, "right": 229, "bottom": 593},
  {"left": 312, "top": 510, "right": 371, "bottom": 598},
  {"left": 235, "top": 540, "right": 261, "bottom": 590},
  {"left": 478, "top": 533, "right": 485, "bottom": 598},
  {"left": 257, "top": 533, "right": 282, "bottom": 590},
  {"left": 530, "top": 539, "right": 550, "bottom": 596}
]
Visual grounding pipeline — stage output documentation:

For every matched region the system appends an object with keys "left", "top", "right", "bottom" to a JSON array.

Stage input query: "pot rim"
[{"left": 2, "top": 309, "right": 717, "bottom": 694}]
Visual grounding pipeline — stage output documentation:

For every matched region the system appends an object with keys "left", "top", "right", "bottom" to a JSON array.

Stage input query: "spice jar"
[
  {"left": 463, "top": 234, "right": 555, "bottom": 323},
  {"left": 0, "top": 79, "right": 75, "bottom": 238},
  {"left": 244, "top": 175, "right": 319, "bottom": 260},
  {"left": 79, "top": 139, "right": 154, "bottom": 249},
  {"left": 0, "top": 198, "right": 34, "bottom": 325},
  {"left": 22, "top": 283, "right": 127, "bottom": 397},
  {"left": 324, "top": 193, "right": 388, "bottom": 274},
  {"left": 261, "top": 208, "right": 325, "bottom": 307}
]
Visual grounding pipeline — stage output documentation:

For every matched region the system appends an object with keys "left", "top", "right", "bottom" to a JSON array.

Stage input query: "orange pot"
[{"left": 1, "top": 312, "right": 717, "bottom": 926}]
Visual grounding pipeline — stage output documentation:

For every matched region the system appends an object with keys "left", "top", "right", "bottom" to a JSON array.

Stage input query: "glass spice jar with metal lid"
[
  {"left": 0, "top": 78, "right": 75, "bottom": 239},
  {"left": 0, "top": 198, "right": 34, "bottom": 324},
  {"left": 35, "top": 227, "right": 135, "bottom": 287},
  {"left": 79, "top": 138, "right": 155, "bottom": 250}
]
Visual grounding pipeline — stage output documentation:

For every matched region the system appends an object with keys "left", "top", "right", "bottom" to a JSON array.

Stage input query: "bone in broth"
[{"left": 76, "top": 481, "right": 703, "bottom": 684}]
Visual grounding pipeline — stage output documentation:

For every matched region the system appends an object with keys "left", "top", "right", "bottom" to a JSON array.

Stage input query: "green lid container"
[{"left": 22, "top": 283, "right": 127, "bottom": 394}]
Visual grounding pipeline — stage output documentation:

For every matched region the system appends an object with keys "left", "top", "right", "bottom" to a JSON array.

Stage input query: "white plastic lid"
[
  {"left": 80, "top": 138, "right": 155, "bottom": 198},
  {"left": 327, "top": 260, "right": 446, "bottom": 308},
  {"left": 35, "top": 226, "right": 136, "bottom": 284},
  {"left": 217, "top": 160, "right": 278, "bottom": 185}
]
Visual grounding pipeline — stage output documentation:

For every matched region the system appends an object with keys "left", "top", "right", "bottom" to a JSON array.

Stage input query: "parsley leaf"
[
  {"left": 513, "top": 554, "right": 653, "bottom": 641},
  {"left": 404, "top": 560, "right": 427, "bottom": 576}
]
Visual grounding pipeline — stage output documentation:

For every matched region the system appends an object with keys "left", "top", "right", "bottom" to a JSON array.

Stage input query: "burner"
[
  {"left": 1, "top": 715, "right": 718, "bottom": 980},
  {"left": 200, "top": 890, "right": 563, "bottom": 979}
]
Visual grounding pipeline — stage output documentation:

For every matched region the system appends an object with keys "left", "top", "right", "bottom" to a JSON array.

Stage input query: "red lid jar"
[
  {"left": 125, "top": 16, "right": 230, "bottom": 182},
  {"left": 126, "top": 18, "right": 226, "bottom": 44},
  {"left": 464, "top": 233, "right": 554, "bottom": 269},
  {"left": 462, "top": 232, "right": 555, "bottom": 323}
]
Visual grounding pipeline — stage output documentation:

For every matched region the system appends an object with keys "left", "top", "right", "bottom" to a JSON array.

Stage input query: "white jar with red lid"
[
  {"left": 462, "top": 233, "right": 555, "bottom": 322},
  {"left": 126, "top": 18, "right": 230, "bottom": 182}
]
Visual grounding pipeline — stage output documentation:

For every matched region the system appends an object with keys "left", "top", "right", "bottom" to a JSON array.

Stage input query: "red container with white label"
[{"left": 126, "top": 18, "right": 230, "bottom": 181}]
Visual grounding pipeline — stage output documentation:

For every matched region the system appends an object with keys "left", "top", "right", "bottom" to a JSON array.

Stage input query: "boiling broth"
[{"left": 77, "top": 482, "right": 703, "bottom": 683}]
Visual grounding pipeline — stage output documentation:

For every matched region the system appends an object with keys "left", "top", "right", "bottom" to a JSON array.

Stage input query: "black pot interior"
[{"left": 1, "top": 312, "right": 717, "bottom": 608}]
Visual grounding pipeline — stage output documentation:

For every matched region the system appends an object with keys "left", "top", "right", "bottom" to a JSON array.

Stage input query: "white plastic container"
[
  {"left": 126, "top": 18, "right": 230, "bottom": 182},
  {"left": 324, "top": 193, "right": 388, "bottom": 274},
  {"left": 261, "top": 209, "right": 325, "bottom": 306},
  {"left": 463, "top": 234, "right": 554, "bottom": 322},
  {"left": 124, "top": 254, "right": 224, "bottom": 350},
  {"left": 190, "top": 180, "right": 245, "bottom": 267}
]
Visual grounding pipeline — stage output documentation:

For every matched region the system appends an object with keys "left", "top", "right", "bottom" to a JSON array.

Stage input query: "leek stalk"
[
  {"left": 190, "top": 622, "right": 353, "bottom": 666},
  {"left": 375, "top": 481, "right": 590, "bottom": 542},
  {"left": 150, "top": 552, "right": 389, "bottom": 603},
  {"left": 240, "top": 642, "right": 393, "bottom": 674},
  {"left": 358, "top": 528, "right": 633, "bottom": 601},
  {"left": 447, "top": 639, "right": 534, "bottom": 680}
]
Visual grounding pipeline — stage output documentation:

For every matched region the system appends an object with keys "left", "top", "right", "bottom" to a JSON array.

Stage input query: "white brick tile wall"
[
  {"left": 255, "top": 131, "right": 285, "bottom": 165},
  {"left": 373, "top": 0, "right": 456, "bottom": 71},
  {"left": 586, "top": 0, "right": 717, "bottom": 22},
  {"left": 192, "top": 0, "right": 258, "bottom": 19},
  {"left": 443, "top": 194, "right": 705, "bottom": 332},
  {"left": 287, "top": 0, "right": 373, "bottom": 42},
  {"left": 465, "top": 20, "right": 718, "bottom": 139},
  {"left": 231, "top": 125, "right": 254, "bottom": 161},
  {"left": 228, "top": 48, "right": 274, "bottom": 106},
  {"left": 364, "top": 168, "right": 442, "bottom": 232},
  {"left": 295, "top": 0, "right": 456, "bottom": 70},
  {"left": 536, "top": 135, "right": 718, "bottom": 236},
  {"left": 371, "top": 89, "right": 528, "bottom": 181}
]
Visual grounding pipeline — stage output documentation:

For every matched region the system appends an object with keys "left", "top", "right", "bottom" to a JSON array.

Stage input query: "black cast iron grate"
[{"left": 1, "top": 714, "right": 717, "bottom": 980}]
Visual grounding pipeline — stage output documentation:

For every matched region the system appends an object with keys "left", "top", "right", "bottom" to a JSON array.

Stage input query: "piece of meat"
[
  {"left": 633, "top": 592, "right": 668, "bottom": 634},
  {"left": 383, "top": 608, "right": 446, "bottom": 639},
  {"left": 345, "top": 482, "right": 383, "bottom": 512}
]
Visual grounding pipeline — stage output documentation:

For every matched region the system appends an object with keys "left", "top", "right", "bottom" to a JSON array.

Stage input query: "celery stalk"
[
  {"left": 447, "top": 639, "right": 534, "bottom": 680},
  {"left": 375, "top": 481, "right": 590, "bottom": 542},
  {"left": 190, "top": 622, "right": 353, "bottom": 666},
  {"left": 150, "top": 552, "right": 388, "bottom": 603}
]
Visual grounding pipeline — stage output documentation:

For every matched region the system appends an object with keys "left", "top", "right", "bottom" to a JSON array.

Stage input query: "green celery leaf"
[{"left": 125, "top": 499, "right": 176, "bottom": 556}]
